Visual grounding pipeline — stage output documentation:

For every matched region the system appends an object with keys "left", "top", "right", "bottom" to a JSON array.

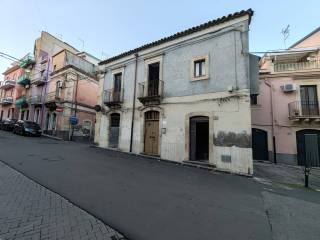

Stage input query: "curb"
[
  {"left": 90, "top": 145, "right": 253, "bottom": 178},
  {"left": 42, "top": 134, "right": 63, "bottom": 141}
]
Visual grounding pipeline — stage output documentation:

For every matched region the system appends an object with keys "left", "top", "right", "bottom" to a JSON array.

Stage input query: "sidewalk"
[
  {"left": 254, "top": 161, "right": 320, "bottom": 190},
  {"left": 0, "top": 161, "right": 125, "bottom": 240}
]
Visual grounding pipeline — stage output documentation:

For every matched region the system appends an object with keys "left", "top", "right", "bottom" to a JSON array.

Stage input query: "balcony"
[
  {"left": 0, "top": 80, "right": 15, "bottom": 90},
  {"left": 31, "top": 76, "right": 47, "bottom": 86},
  {"left": 19, "top": 54, "right": 35, "bottom": 69},
  {"left": 274, "top": 61, "right": 320, "bottom": 72},
  {"left": 27, "top": 95, "right": 42, "bottom": 105},
  {"left": 1, "top": 96, "right": 13, "bottom": 105},
  {"left": 288, "top": 101, "right": 320, "bottom": 121},
  {"left": 17, "top": 73, "right": 30, "bottom": 86},
  {"left": 103, "top": 89, "right": 124, "bottom": 108},
  {"left": 137, "top": 80, "right": 164, "bottom": 106},
  {"left": 45, "top": 92, "right": 61, "bottom": 103},
  {"left": 15, "top": 96, "right": 28, "bottom": 108}
]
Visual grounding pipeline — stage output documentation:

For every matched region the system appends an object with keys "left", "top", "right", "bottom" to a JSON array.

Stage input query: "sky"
[{"left": 0, "top": 0, "right": 319, "bottom": 75}]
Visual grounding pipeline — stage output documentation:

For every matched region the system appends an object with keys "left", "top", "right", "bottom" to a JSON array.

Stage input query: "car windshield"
[{"left": 24, "top": 121, "right": 40, "bottom": 129}]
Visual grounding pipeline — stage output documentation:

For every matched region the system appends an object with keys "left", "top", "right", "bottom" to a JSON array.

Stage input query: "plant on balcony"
[{"left": 19, "top": 55, "right": 35, "bottom": 69}]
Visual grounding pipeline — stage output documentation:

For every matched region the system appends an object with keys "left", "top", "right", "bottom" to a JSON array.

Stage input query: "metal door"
[
  {"left": 252, "top": 128, "right": 269, "bottom": 161},
  {"left": 296, "top": 129, "right": 320, "bottom": 166},
  {"left": 109, "top": 113, "right": 120, "bottom": 148},
  {"left": 144, "top": 111, "right": 159, "bottom": 155}
]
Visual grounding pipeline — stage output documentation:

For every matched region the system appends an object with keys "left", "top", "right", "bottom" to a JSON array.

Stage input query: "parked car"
[
  {"left": 0, "top": 119, "right": 18, "bottom": 131},
  {"left": 13, "top": 120, "right": 42, "bottom": 136}
]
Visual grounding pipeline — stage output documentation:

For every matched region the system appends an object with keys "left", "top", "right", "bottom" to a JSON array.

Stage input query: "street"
[{"left": 0, "top": 130, "right": 319, "bottom": 240}]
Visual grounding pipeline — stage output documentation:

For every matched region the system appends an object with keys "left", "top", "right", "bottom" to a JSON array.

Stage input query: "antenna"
[
  {"left": 101, "top": 51, "right": 108, "bottom": 59},
  {"left": 78, "top": 38, "right": 85, "bottom": 51},
  {"left": 281, "top": 25, "right": 290, "bottom": 49}
]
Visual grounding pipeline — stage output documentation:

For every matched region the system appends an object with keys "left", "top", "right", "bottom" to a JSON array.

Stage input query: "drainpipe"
[
  {"left": 70, "top": 73, "right": 79, "bottom": 141},
  {"left": 40, "top": 58, "right": 50, "bottom": 128},
  {"left": 129, "top": 53, "right": 139, "bottom": 152},
  {"left": 264, "top": 79, "right": 277, "bottom": 164}
]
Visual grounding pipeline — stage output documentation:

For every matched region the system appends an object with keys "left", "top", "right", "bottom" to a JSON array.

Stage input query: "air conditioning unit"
[{"left": 282, "top": 83, "right": 296, "bottom": 93}]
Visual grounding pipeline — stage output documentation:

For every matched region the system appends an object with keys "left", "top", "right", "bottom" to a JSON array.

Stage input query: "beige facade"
[{"left": 95, "top": 10, "right": 255, "bottom": 175}]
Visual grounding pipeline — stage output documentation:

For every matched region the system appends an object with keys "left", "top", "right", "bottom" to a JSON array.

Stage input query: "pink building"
[
  {"left": 251, "top": 27, "right": 320, "bottom": 166},
  {"left": 0, "top": 64, "right": 24, "bottom": 120}
]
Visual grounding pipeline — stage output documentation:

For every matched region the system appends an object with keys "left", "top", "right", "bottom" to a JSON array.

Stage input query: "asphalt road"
[{"left": 0, "top": 131, "right": 278, "bottom": 240}]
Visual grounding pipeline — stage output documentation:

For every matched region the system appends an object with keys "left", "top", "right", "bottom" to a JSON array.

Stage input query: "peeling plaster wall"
[{"left": 95, "top": 18, "right": 253, "bottom": 175}]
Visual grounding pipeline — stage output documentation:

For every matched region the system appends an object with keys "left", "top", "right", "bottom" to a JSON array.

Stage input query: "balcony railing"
[
  {"left": 19, "top": 54, "right": 35, "bottom": 69},
  {"left": 289, "top": 101, "right": 320, "bottom": 119},
  {"left": 17, "top": 73, "right": 30, "bottom": 86},
  {"left": 103, "top": 88, "right": 124, "bottom": 108},
  {"left": 15, "top": 96, "right": 28, "bottom": 108},
  {"left": 1, "top": 96, "right": 13, "bottom": 105},
  {"left": 0, "top": 80, "right": 16, "bottom": 90},
  {"left": 31, "top": 76, "right": 47, "bottom": 86},
  {"left": 27, "top": 95, "right": 42, "bottom": 105},
  {"left": 274, "top": 61, "right": 320, "bottom": 72},
  {"left": 137, "top": 80, "right": 164, "bottom": 105},
  {"left": 45, "top": 92, "right": 60, "bottom": 103}
]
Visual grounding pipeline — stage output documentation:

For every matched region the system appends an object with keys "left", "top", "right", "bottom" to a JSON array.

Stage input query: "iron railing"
[
  {"left": 45, "top": 92, "right": 60, "bottom": 102},
  {"left": 138, "top": 80, "right": 164, "bottom": 98},
  {"left": 274, "top": 61, "right": 320, "bottom": 72},
  {"left": 27, "top": 95, "right": 42, "bottom": 105},
  {"left": 1, "top": 96, "right": 13, "bottom": 105},
  {"left": 31, "top": 76, "right": 47, "bottom": 86},
  {"left": 104, "top": 89, "right": 124, "bottom": 105},
  {"left": 289, "top": 101, "right": 320, "bottom": 118},
  {"left": 0, "top": 80, "right": 15, "bottom": 90}
]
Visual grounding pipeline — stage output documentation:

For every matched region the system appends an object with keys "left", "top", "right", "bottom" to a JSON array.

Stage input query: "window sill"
[{"left": 191, "top": 75, "right": 209, "bottom": 82}]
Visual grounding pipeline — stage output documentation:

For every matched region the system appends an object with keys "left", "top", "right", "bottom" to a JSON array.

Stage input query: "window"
[
  {"left": 191, "top": 55, "right": 209, "bottom": 81},
  {"left": 56, "top": 81, "right": 62, "bottom": 98},
  {"left": 194, "top": 59, "right": 206, "bottom": 77},
  {"left": 148, "top": 62, "right": 160, "bottom": 96},
  {"left": 250, "top": 94, "right": 258, "bottom": 105},
  {"left": 114, "top": 73, "right": 122, "bottom": 92}
]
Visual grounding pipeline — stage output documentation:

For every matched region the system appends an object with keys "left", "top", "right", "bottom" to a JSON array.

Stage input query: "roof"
[
  {"left": 99, "top": 9, "right": 254, "bottom": 65},
  {"left": 2, "top": 63, "right": 20, "bottom": 76},
  {"left": 41, "top": 31, "right": 79, "bottom": 53},
  {"left": 289, "top": 26, "right": 320, "bottom": 49}
]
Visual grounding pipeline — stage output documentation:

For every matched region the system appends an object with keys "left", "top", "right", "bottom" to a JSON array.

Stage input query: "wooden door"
[{"left": 144, "top": 111, "right": 159, "bottom": 155}]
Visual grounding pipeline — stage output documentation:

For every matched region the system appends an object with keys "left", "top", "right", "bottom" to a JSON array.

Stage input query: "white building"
[{"left": 95, "top": 9, "right": 258, "bottom": 175}]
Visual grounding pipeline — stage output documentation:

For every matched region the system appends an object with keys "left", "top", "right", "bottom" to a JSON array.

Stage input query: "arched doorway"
[
  {"left": 109, "top": 113, "right": 120, "bottom": 148},
  {"left": 252, "top": 128, "right": 269, "bottom": 161},
  {"left": 296, "top": 129, "right": 320, "bottom": 166},
  {"left": 144, "top": 111, "right": 159, "bottom": 155},
  {"left": 190, "top": 116, "right": 209, "bottom": 161}
]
